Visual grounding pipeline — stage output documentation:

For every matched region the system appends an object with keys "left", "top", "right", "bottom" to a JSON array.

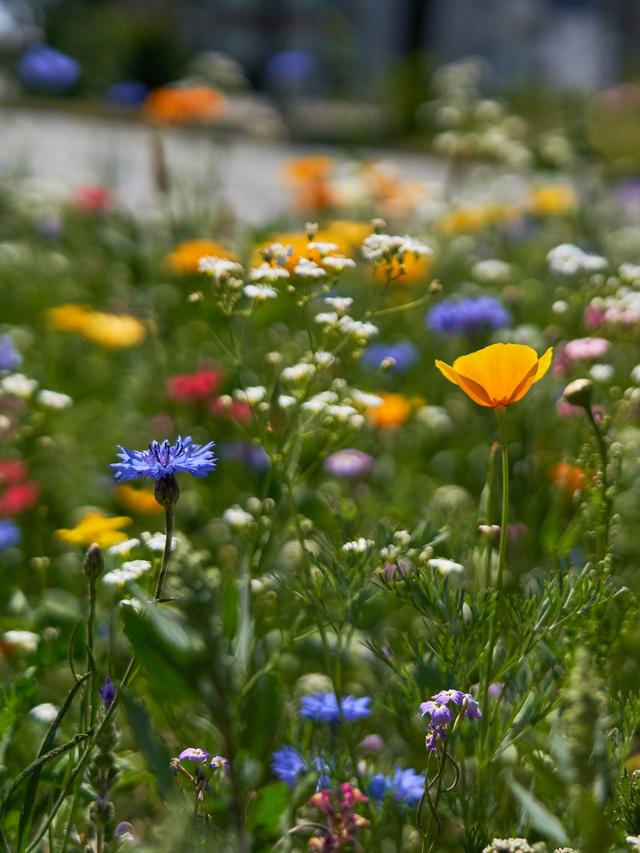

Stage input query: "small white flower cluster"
[
  {"left": 103, "top": 559, "right": 152, "bottom": 587},
  {"left": 314, "top": 311, "right": 379, "bottom": 345},
  {"left": 547, "top": 243, "right": 607, "bottom": 276},
  {"left": 619, "top": 263, "right": 640, "bottom": 285},
  {"left": 588, "top": 287, "right": 640, "bottom": 326},
  {"left": 223, "top": 505, "right": 255, "bottom": 529},
  {"left": 199, "top": 255, "right": 246, "bottom": 312},
  {"left": 380, "top": 530, "right": 413, "bottom": 562},
  {"left": 222, "top": 496, "right": 274, "bottom": 530},
  {"left": 244, "top": 283, "right": 278, "bottom": 301},
  {"left": 342, "top": 537, "right": 375, "bottom": 554},
  {"left": 249, "top": 263, "right": 290, "bottom": 283},
  {"left": 428, "top": 557, "right": 464, "bottom": 577},
  {"left": 482, "top": 840, "right": 535, "bottom": 853},
  {"left": 0, "top": 371, "right": 73, "bottom": 408},
  {"left": 472, "top": 258, "right": 511, "bottom": 283},
  {"left": 362, "top": 233, "right": 432, "bottom": 262},
  {"left": 2, "top": 629, "right": 40, "bottom": 653},
  {"left": 234, "top": 386, "right": 267, "bottom": 405},
  {"left": 294, "top": 258, "right": 326, "bottom": 279}
]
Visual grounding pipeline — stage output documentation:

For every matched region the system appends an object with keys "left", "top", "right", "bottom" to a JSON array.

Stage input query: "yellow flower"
[
  {"left": 438, "top": 203, "right": 520, "bottom": 235},
  {"left": 47, "top": 304, "right": 92, "bottom": 332},
  {"left": 47, "top": 305, "right": 146, "bottom": 349},
  {"left": 57, "top": 512, "right": 133, "bottom": 548},
  {"left": 316, "top": 221, "right": 372, "bottom": 256},
  {"left": 366, "top": 392, "right": 421, "bottom": 429},
  {"left": 79, "top": 312, "right": 146, "bottom": 349},
  {"left": 529, "top": 184, "right": 577, "bottom": 216},
  {"left": 116, "top": 484, "right": 163, "bottom": 515},
  {"left": 167, "top": 240, "right": 236, "bottom": 275},
  {"left": 435, "top": 343, "right": 553, "bottom": 408},
  {"left": 373, "top": 252, "right": 433, "bottom": 287}
]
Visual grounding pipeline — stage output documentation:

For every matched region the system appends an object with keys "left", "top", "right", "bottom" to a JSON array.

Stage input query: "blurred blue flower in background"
[
  {"left": 0, "top": 519, "right": 21, "bottom": 550},
  {"left": 300, "top": 693, "right": 371, "bottom": 723},
  {"left": 272, "top": 745, "right": 307, "bottom": 787},
  {"left": 220, "top": 442, "right": 270, "bottom": 472},
  {"left": 17, "top": 45, "right": 80, "bottom": 92},
  {"left": 370, "top": 768, "right": 425, "bottom": 807},
  {"left": 105, "top": 81, "right": 149, "bottom": 108},
  {"left": 0, "top": 335, "right": 21, "bottom": 372},
  {"left": 265, "top": 50, "right": 320, "bottom": 92},
  {"left": 362, "top": 341, "right": 419, "bottom": 373},
  {"left": 426, "top": 296, "right": 511, "bottom": 336}
]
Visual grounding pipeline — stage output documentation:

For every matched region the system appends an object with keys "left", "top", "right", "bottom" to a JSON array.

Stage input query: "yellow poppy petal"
[
  {"left": 453, "top": 343, "right": 538, "bottom": 404},
  {"left": 532, "top": 347, "right": 553, "bottom": 383},
  {"left": 435, "top": 360, "right": 493, "bottom": 406}
]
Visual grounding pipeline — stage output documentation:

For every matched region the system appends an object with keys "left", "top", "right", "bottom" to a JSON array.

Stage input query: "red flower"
[
  {"left": 167, "top": 370, "right": 224, "bottom": 402},
  {"left": 209, "top": 397, "right": 252, "bottom": 423},
  {"left": 71, "top": 185, "right": 113, "bottom": 214},
  {"left": 0, "top": 460, "right": 27, "bottom": 485},
  {"left": 0, "top": 482, "right": 39, "bottom": 517}
]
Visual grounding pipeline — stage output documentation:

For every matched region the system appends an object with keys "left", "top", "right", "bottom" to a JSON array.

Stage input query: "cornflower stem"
[
  {"left": 86, "top": 575, "right": 97, "bottom": 729},
  {"left": 154, "top": 506, "right": 174, "bottom": 601},
  {"left": 48, "top": 504, "right": 174, "bottom": 852}
]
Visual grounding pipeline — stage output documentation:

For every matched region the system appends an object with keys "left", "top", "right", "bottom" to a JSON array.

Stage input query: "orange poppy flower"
[
  {"left": 366, "top": 392, "right": 423, "bottom": 429},
  {"left": 143, "top": 86, "right": 225, "bottom": 125},
  {"left": 435, "top": 343, "right": 553, "bottom": 408},
  {"left": 551, "top": 462, "right": 586, "bottom": 496}
]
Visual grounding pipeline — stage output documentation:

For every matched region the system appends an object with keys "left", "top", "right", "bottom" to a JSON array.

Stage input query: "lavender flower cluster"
[{"left": 420, "top": 688, "right": 482, "bottom": 751}]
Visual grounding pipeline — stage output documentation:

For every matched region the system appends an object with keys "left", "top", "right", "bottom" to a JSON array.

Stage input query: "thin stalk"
[
  {"left": 495, "top": 413, "right": 510, "bottom": 591},
  {"left": 586, "top": 406, "right": 611, "bottom": 560},
  {"left": 154, "top": 506, "right": 174, "bottom": 601}
]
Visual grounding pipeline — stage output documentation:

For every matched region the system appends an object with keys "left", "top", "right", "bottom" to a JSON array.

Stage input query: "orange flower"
[
  {"left": 366, "top": 392, "right": 419, "bottom": 429},
  {"left": 373, "top": 252, "right": 432, "bottom": 287},
  {"left": 167, "top": 240, "right": 236, "bottom": 275},
  {"left": 283, "top": 156, "right": 336, "bottom": 212},
  {"left": 116, "top": 484, "right": 163, "bottom": 515},
  {"left": 435, "top": 343, "right": 553, "bottom": 408},
  {"left": 143, "top": 86, "right": 225, "bottom": 125},
  {"left": 551, "top": 463, "right": 586, "bottom": 496}
]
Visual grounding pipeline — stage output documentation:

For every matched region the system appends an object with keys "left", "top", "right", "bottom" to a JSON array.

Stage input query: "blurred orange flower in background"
[
  {"left": 143, "top": 86, "right": 225, "bottom": 125},
  {"left": 47, "top": 304, "right": 147, "bottom": 349},
  {"left": 551, "top": 462, "right": 586, "bottom": 496},
  {"left": 167, "top": 240, "right": 236, "bottom": 275},
  {"left": 366, "top": 392, "right": 422, "bottom": 429},
  {"left": 284, "top": 155, "right": 336, "bottom": 212},
  {"left": 116, "top": 484, "right": 163, "bottom": 515},
  {"left": 438, "top": 203, "right": 521, "bottom": 235},
  {"left": 436, "top": 343, "right": 553, "bottom": 408}
]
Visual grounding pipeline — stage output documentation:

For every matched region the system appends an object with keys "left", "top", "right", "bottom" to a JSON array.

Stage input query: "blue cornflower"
[
  {"left": 272, "top": 745, "right": 308, "bottom": 787},
  {"left": 362, "top": 341, "right": 419, "bottom": 373},
  {"left": 111, "top": 436, "right": 216, "bottom": 482},
  {"left": 0, "top": 520, "right": 21, "bottom": 550},
  {"left": 98, "top": 676, "right": 116, "bottom": 709},
  {"left": 300, "top": 693, "right": 371, "bottom": 724},
  {"left": 370, "top": 768, "right": 426, "bottom": 807},
  {"left": 0, "top": 335, "right": 21, "bottom": 372},
  {"left": 426, "top": 296, "right": 511, "bottom": 336}
]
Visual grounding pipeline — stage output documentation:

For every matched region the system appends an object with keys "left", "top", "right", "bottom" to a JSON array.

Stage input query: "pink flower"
[
  {"left": 71, "top": 185, "right": 113, "bottom": 213},
  {"left": 564, "top": 337, "right": 610, "bottom": 362},
  {"left": 584, "top": 304, "right": 606, "bottom": 329}
]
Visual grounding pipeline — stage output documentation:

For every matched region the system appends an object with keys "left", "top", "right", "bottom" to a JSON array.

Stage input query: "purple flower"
[
  {"left": 272, "top": 745, "right": 308, "bottom": 787},
  {"left": 488, "top": 682, "right": 503, "bottom": 700},
  {"left": 98, "top": 676, "right": 116, "bottom": 709},
  {"left": 300, "top": 693, "right": 371, "bottom": 724},
  {"left": 312, "top": 756, "right": 332, "bottom": 790},
  {"left": 210, "top": 755, "right": 229, "bottom": 772},
  {"left": 431, "top": 689, "right": 464, "bottom": 706},
  {"left": 419, "top": 700, "right": 453, "bottom": 726},
  {"left": 219, "top": 441, "right": 270, "bottom": 472},
  {"left": 426, "top": 296, "right": 511, "bottom": 336},
  {"left": 111, "top": 436, "right": 216, "bottom": 482},
  {"left": 425, "top": 726, "right": 447, "bottom": 753},
  {"left": 0, "top": 520, "right": 21, "bottom": 550},
  {"left": 462, "top": 693, "right": 482, "bottom": 720},
  {"left": 323, "top": 449, "right": 374, "bottom": 479},
  {"left": 362, "top": 341, "right": 419, "bottom": 373},
  {"left": 370, "top": 768, "right": 425, "bottom": 807},
  {"left": 17, "top": 46, "right": 80, "bottom": 92},
  {"left": 0, "top": 335, "right": 21, "bottom": 372},
  {"left": 114, "top": 822, "right": 135, "bottom": 843},
  {"left": 178, "top": 747, "right": 211, "bottom": 764}
]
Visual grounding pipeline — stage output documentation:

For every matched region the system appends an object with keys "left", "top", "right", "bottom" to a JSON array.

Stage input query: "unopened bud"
[
  {"left": 83, "top": 544, "right": 104, "bottom": 582},
  {"left": 154, "top": 473, "right": 180, "bottom": 508},
  {"left": 305, "top": 221, "right": 318, "bottom": 240},
  {"left": 371, "top": 218, "right": 386, "bottom": 234},
  {"left": 429, "top": 278, "right": 443, "bottom": 294},
  {"left": 563, "top": 378, "right": 593, "bottom": 409}
]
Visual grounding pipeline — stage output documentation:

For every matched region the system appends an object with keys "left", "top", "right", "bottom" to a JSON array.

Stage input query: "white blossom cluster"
[
  {"left": 547, "top": 243, "right": 607, "bottom": 276},
  {"left": 0, "top": 371, "right": 72, "bottom": 407}
]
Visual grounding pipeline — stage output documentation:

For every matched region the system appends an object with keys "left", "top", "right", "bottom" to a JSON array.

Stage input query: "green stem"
[
  {"left": 154, "top": 506, "right": 174, "bottom": 600},
  {"left": 496, "top": 412, "right": 510, "bottom": 592},
  {"left": 586, "top": 406, "right": 610, "bottom": 560}
]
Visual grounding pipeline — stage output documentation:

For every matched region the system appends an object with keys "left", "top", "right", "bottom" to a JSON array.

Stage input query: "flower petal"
[{"left": 532, "top": 346, "right": 553, "bottom": 383}]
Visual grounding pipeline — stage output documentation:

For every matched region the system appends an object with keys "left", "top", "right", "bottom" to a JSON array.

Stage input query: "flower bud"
[
  {"left": 371, "top": 217, "right": 386, "bottom": 234},
  {"left": 83, "top": 544, "right": 104, "bottom": 582},
  {"left": 154, "top": 473, "right": 180, "bottom": 507},
  {"left": 563, "top": 378, "right": 593, "bottom": 409}
]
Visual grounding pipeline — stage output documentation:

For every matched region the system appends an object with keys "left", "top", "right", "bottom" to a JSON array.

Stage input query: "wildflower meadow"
[{"left": 4, "top": 56, "right": 640, "bottom": 853}]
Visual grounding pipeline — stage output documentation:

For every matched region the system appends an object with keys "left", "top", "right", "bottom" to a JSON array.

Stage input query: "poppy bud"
[{"left": 563, "top": 378, "right": 593, "bottom": 409}]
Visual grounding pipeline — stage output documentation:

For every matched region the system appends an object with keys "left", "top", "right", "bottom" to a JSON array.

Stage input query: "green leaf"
[
  {"left": 15, "top": 671, "right": 90, "bottom": 851},
  {"left": 507, "top": 775, "right": 569, "bottom": 845},
  {"left": 120, "top": 691, "right": 173, "bottom": 801},
  {"left": 246, "top": 782, "right": 289, "bottom": 835}
]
